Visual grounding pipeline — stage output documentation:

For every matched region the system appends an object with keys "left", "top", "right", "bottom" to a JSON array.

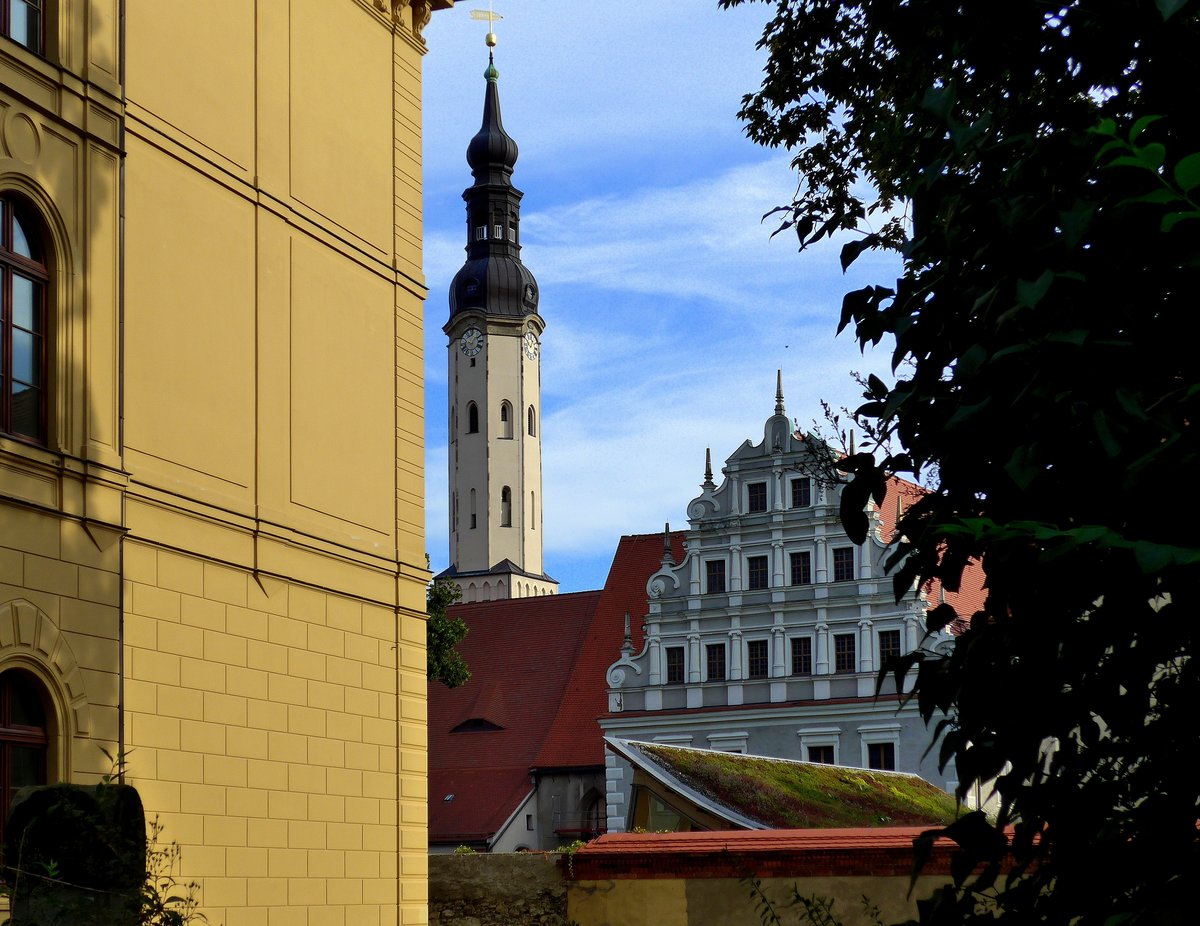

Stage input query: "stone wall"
[{"left": 430, "top": 852, "right": 568, "bottom": 926}]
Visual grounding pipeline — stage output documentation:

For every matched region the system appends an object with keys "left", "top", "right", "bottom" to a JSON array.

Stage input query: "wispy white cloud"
[{"left": 422, "top": 2, "right": 904, "bottom": 589}]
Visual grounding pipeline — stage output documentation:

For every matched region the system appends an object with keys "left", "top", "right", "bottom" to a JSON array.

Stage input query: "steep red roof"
[
  {"left": 532, "top": 532, "right": 686, "bottom": 770},
  {"left": 876, "top": 476, "right": 988, "bottom": 623},
  {"left": 428, "top": 590, "right": 602, "bottom": 844}
]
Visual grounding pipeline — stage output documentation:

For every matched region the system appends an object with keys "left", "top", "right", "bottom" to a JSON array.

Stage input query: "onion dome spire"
[
  {"left": 447, "top": 38, "right": 539, "bottom": 323},
  {"left": 466, "top": 51, "right": 519, "bottom": 185}
]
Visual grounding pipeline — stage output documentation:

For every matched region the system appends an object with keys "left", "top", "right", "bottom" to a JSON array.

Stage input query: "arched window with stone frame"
[{"left": 1, "top": 195, "right": 49, "bottom": 443}]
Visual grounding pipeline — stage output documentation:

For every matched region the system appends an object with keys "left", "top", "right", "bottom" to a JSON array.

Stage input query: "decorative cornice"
[{"left": 372, "top": 0, "right": 451, "bottom": 41}]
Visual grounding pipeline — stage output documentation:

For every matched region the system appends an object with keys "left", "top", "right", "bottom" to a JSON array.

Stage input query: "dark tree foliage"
[
  {"left": 427, "top": 578, "right": 470, "bottom": 689},
  {"left": 720, "top": 1, "right": 1200, "bottom": 923}
]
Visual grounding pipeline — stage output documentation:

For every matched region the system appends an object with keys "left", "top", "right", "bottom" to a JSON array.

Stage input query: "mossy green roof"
[{"left": 632, "top": 742, "right": 962, "bottom": 829}]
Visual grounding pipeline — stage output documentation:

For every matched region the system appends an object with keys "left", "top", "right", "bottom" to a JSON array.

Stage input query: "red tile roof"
[
  {"left": 428, "top": 590, "right": 602, "bottom": 844},
  {"left": 568, "top": 827, "right": 976, "bottom": 880},
  {"left": 532, "top": 532, "right": 685, "bottom": 770},
  {"left": 877, "top": 476, "right": 988, "bottom": 624},
  {"left": 428, "top": 498, "right": 985, "bottom": 843}
]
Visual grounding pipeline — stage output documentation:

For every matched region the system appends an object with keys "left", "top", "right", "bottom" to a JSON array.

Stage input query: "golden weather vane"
[{"left": 469, "top": 2, "right": 503, "bottom": 50}]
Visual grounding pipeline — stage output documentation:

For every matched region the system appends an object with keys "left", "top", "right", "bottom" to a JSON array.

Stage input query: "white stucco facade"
[{"left": 601, "top": 377, "right": 957, "bottom": 833}]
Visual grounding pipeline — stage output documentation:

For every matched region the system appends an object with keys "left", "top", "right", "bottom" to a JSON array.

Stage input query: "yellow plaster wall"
[
  {"left": 569, "top": 874, "right": 954, "bottom": 926},
  {"left": 122, "top": 540, "right": 428, "bottom": 926},
  {"left": 2, "top": 1, "right": 437, "bottom": 924}
]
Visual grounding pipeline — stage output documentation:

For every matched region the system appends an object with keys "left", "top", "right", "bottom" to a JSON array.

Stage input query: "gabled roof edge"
[{"left": 604, "top": 737, "right": 765, "bottom": 831}]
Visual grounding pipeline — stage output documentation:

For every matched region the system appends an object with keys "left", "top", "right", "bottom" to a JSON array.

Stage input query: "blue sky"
[{"left": 421, "top": 1, "right": 900, "bottom": 593}]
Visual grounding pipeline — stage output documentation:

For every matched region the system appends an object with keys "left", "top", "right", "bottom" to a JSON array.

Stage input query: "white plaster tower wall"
[{"left": 442, "top": 53, "right": 555, "bottom": 602}]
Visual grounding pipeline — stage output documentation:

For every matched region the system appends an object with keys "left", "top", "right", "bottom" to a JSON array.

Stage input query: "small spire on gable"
[
  {"left": 620, "top": 611, "right": 634, "bottom": 656},
  {"left": 849, "top": 429, "right": 857, "bottom": 456},
  {"left": 775, "top": 369, "right": 785, "bottom": 416},
  {"left": 702, "top": 448, "right": 715, "bottom": 491},
  {"left": 661, "top": 523, "right": 674, "bottom": 565}
]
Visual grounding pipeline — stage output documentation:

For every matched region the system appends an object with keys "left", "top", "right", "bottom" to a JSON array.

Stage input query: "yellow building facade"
[{"left": 1, "top": 2, "right": 449, "bottom": 924}]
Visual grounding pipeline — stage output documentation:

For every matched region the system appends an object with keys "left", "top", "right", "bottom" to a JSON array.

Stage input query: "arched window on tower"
[
  {"left": 467, "top": 402, "right": 479, "bottom": 434},
  {"left": 527, "top": 405, "right": 536, "bottom": 437},
  {"left": 1, "top": 196, "right": 48, "bottom": 443},
  {"left": 501, "top": 486, "right": 512, "bottom": 527},
  {"left": 500, "top": 401, "right": 513, "bottom": 439},
  {"left": 470, "top": 488, "right": 477, "bottom": 529},
  {"left": 0, "top": 668, "right": 51, "bottom": 851}
]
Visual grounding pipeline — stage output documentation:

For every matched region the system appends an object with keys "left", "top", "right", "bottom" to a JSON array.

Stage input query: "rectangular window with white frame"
[
  {"left": 705, "top": 643, "right": 726, "bottom": 681},
  {"left": 746, "top": 639, "right": 769, "bottom": 679},
  {"left": 791, "top": 476, "right": 812, "bottom": 508},
  {"left": 747, "top": 481, "right": 768, "bottom": 512},
  {"left": 747, "top": 555, "right": 769, "bottom": 590},
  {"left": 798, "top": 726, "right": 841, "bottom": 766},
  {"left": 859, "top": 723, "right": 901, "bottom": 772},
  {"left": 878, "top": 628, "right": 902, "bottom": 664},
  {"left": 834, "top": 632, "right": 856, "bottom": 673},
  {"left": 789, "top": 550, "right": 812, "bottom": 585},
  {"left": 790, "top": 637, "right": 812, "bottom": 675},
  {"left": 832, "top": 546, "right": 855, "bottom": 582},
  {"left": 705, "top": 559, "right": 726, "bottom": 594},
  {"left": 665, "top": 646, "right": 685, "bottom": 684}
]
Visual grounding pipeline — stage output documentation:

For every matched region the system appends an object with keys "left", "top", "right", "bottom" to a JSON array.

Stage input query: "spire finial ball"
[{"left": 486, "top": 31, "right": 498, "bottom": 47}]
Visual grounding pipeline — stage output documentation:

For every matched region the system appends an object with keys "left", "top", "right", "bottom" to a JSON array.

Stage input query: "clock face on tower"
[
  {"left": 459, "top": 327, "right": 484, "bottom": 356},
  {"left": 523, "top": 332, "right": 539, "bottom": 360}
]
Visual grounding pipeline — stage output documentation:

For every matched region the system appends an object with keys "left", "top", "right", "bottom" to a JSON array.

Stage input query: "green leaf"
[
  {"left": 1162, "top": 210, "right": 1200, "bottom": 232},
  {"left": 1173, "top": 152, "right": 1200, "bottom": 192},
  {"left": 1016, "top": 271, "right": 1054, "bottom": 308},
  {"left": 1155, "top": 0, "right": 1190, "bottom": 20},
  {"left": 840, "top": 234, "right": 878, "bottom": 271},
  {"left": 1130, "top": 114, "right": 1163, "bottom": 141}
]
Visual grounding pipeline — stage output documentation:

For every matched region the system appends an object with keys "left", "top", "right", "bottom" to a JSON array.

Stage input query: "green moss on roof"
[{"left": 637, "top": 743, "right": 962, "bottom": 829}]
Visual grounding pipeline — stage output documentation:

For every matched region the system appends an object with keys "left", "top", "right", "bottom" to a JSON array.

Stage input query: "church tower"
[{"left": 441, "top": 50, "right": 557, "bottom": 603}]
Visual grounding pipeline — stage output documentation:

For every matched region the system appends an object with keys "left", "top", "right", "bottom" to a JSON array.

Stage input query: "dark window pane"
[
  {"left": 666, "top": 647, "right": 684, "bottom": 685},
  {"left": 868, "top": 742, "right": 896, "bottom": 771},
  {"left": 12, "top": 328, "right": 38, "bottom": 383},
  {"left": 833, "top": 547, "right": 855, "bottom": 582},
  {"left": 12, "top": 215, "right": 33, "bottom": 259},
  {"left": 706, "top": 560, "right": 725, "bottom": 594},
  {"left": 747, "top": 640, "right": 768, "bottom": 679},
  {"left": 747, "top": 555, "right": 769, "bottom": 590},
  {"left": 13, "top": 275, "right": 37, "bottom": 331},
  {"left": 807, "top": 745, "right": 834, "bottom": 764},
  {"left": 791, "top": 637, "right": 812, "bottom": 675},
  {"left": 8, "top": 678, "right": 45, "bottom": 727},
  {"left": 879, "top": 630, "right": 902, "bottom": 663},
  {"left": 10, "top": 384, "right": 40, "bottom": 437},
  {"left": 791, "top": 477, "right": 811, "bottom": 508},
  {"left": 747, "top": 482, "right": 767, "bottom": 512},
  {"left": 10, "top": 745, "right": 47, "bottom": 789},
  {"left": 789, "top": 551, "right": 811, "bottom": 585},
  {"left": 834, "top": 633, "right": 856, "bottom": 673},
  {"left": 706, "top": 644, "right": 726, "bottom": 681}
]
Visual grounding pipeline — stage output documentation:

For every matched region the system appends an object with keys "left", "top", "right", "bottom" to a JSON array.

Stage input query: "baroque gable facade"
[{"left": 601, "top": 377, "right": 959, "bottom": 833}]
